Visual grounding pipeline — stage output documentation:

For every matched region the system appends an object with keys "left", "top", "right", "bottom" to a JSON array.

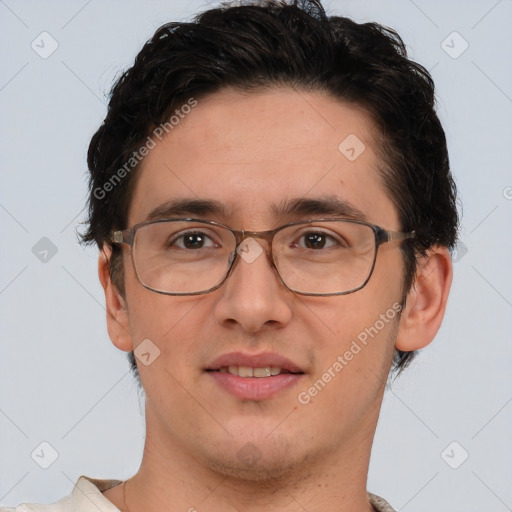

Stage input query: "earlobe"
[
  {"left": 395, "top": 246, "right": 453, "bottom": 352},
  {"left": 98, "top": 244, "right": 134, "bottom": 352}
]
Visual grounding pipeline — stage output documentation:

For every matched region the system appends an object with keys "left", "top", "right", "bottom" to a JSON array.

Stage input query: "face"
[{"left": 112, "top": 88, "right": 407, "bottom": 480}]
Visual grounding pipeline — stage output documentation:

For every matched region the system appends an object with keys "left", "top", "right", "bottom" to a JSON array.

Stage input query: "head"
[{"left": 80, "top": 0, "right": 457, "bottom": 480}]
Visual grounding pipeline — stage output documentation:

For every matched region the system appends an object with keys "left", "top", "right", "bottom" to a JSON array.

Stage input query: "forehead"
[{"left": 128, "top": 87, "right": 398, "bottom": 229}]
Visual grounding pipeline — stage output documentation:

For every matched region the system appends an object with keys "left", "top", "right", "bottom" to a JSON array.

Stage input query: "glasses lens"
[
  {"left": 132, "top": 221, "right": 236, "bottom": 294},
  {"left": 273, "top": 221, "right": 377, "bottom": 295}
]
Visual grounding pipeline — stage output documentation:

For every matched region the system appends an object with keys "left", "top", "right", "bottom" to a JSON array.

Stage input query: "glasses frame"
[{"left": 111, "top": 217, "right": 415, "bottom": 297}]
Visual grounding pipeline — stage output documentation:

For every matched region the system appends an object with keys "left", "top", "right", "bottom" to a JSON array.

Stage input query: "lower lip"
[{"left": 207, "top": 371, "right": 303, "bottom": 401}]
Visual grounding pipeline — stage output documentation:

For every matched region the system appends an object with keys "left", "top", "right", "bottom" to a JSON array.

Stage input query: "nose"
[{"left": 213, "top": 237, "right": 293, "bottom": 334}]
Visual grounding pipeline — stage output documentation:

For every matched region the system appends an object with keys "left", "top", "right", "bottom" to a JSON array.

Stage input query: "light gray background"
[{"left": 1, "top": 0, "right": 511, "bottom": 510}]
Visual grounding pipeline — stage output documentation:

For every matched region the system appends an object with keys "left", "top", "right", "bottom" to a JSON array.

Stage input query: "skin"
[{"left": 99, "top": 87, "right": 452, "bottom": 511}]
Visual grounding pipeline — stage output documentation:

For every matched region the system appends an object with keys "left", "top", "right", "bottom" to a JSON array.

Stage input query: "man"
[{"left": 2, "top": 0, "right": 457, "bottom": 510}]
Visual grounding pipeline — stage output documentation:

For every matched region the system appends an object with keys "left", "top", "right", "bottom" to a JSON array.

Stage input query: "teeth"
[
  {"left": 238, "top": 366, "right": 253, "bottom": 378},
  {"left": 223, "top": 366, "right": 283, "bottom": 377},
  {"left": 253, "top": 367, "right": 271, "bottom": 377}
]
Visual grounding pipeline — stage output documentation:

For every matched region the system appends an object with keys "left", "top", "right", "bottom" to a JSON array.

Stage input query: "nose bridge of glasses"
[
  {"left": 233, "top": 228, "right": 275, "bottom": 252},
  {"left": 226, "top": 229, "right": 279, "bottom": 280},
  {"left": 233, "top": 230, "right": 276, "bottom": 260}
]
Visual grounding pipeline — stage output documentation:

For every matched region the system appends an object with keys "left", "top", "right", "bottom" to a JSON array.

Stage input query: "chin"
[
  {"left": 204, "top": 455, "right": 300, "bottom": 483},
  {"left": 199, "top": 436, "right": 316, "bottom": 484}
]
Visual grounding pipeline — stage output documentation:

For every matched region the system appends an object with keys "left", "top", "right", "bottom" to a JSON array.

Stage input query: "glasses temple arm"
[
  {"left": 111, "top": 229, "right": 135, "bottom": 245},
  {"left": 386, "top": 230, "right": 416, "bottom": 242}
]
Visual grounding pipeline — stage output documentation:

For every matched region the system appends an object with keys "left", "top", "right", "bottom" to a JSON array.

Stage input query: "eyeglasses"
[{"left": 111, "top": 218, "right": 415, "bottom": 296}]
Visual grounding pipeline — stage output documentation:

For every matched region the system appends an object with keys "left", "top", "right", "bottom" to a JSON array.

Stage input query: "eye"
[
  {"left": 170, "top": 230, "right": 219, "bottom": 250},
  {"left": 294, "top": 231, "right": 344, "bottom": 250}
]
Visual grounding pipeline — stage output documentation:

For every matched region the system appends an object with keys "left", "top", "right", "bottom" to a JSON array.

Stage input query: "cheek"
[
  {"left": 123, "top": 254, "right": 193, "bottom": 339},
  {"left": 299, "top": 258, "right": 404, "bottom": 406},
  {"left": 319, "top": 298, "right": 400, "bottom": 374},
  {"left": 124, "top": 268, "right": 206, "bottom": 376},
  {"left": 127, "top": 294, "right": 209, "bottom": 418},
  {"left": 307, "top": 276, "right": 403, "bottom": 353},
  {"left": 298, "top": 314, "right": 399, "bottom": 432}
]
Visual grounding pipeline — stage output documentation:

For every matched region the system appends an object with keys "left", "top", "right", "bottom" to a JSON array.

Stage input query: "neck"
[{"left": 118, "top": 408, "right": 379, "bottom": 512}]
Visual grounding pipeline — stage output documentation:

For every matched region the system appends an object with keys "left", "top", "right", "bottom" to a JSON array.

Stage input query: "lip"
[{"left": 205, "top": 351, "right": 305, "bottom": 401}]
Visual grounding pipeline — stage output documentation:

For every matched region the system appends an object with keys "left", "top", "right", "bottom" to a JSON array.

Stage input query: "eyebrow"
[
  {"left": 144, "top": 196, "right": 367, "bottom": 223},
  {"left": 271, "top": 196, "right": 367, "bottom": 221},
  {"left": 145, "top": 198, "right": 230, "bottom": 222}
]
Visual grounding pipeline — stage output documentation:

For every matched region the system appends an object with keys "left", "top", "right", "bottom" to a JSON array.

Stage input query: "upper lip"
[{"left": 206, "top": 352, "right": 305, "bottom": 373}]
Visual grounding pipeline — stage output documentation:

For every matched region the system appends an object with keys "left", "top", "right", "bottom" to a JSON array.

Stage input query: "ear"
[
  {"left": 98, "top": 244, "right": 134, "bottom": 352},
  {"left": 395, "top": 246, "right": 453, "bottom": 351}
]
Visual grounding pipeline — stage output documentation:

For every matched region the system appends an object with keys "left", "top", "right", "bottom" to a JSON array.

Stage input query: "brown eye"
[
  {"left": 182, "top": 233, "right": 206, "bottom": 249},
  {"left": 170, "top": 231, "right": 218, "bottom": 249},
  {"left": 304, "top": 232, "right": 327, "bottom": 249}
]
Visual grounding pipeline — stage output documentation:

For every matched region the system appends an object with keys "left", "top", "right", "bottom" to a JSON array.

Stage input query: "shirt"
[{"left": 1, "top": 476, "right": 396, "bottom": 512}]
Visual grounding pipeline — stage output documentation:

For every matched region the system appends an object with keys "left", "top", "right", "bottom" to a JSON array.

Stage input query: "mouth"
[
  {"left": 205, "top": 351, "right": 305, "bottom": 375},
  {"left": 209, "top": 365, "right": 303, "bottom": 378},
  {"left": 205, "top": 352, "right": 305, "bottom": 400}
]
